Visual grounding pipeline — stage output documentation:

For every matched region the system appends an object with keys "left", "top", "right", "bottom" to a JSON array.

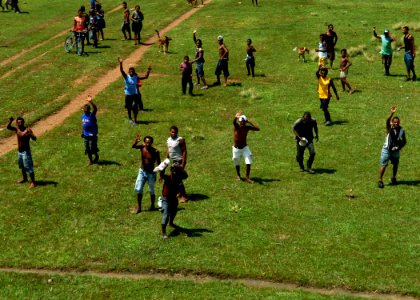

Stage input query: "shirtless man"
[
  {"left": 232, "top": 112, "right": 260, "bottom": 183},
  {"left": 398, "top": 26, "right": 417, "bottom": 81},
  {"left": 192, "top": 30, "right": 208, "bottom": 89},
  {"left": 325, "top": 24, "right": 338, "bottom": 69},
  {"left": 7, "top": 117, "right": 37, "bottom": 188},
  {"left": 215, "top": 35, "right": 229, "bottom": 86},
  {"left": 132, "top": 134, "right": 161, "bottom": 213}
]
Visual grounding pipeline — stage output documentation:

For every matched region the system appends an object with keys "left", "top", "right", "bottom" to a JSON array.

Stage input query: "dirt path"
[
  {"left": 0, "top": 3, "right": 208, "bottom": 157},
  {"left": 0, "top": 267, "right": 416, "bottom": 300}
]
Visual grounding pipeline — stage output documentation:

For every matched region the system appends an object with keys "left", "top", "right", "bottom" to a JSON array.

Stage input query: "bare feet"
[
  {"left": 136, "top": 207, "right": 142, "bottom": 214},
  {"left": 180, "top": 196, "right": 188, "bottom": 203},
  {"left": 245, "top": 178, "right": 254, "bottom": 184},
  {"left": 29, "top": 182, "right": 36, "bottom": 188},
  {"left": 349, "top": 89, "right": 354, "bottom": 95}
]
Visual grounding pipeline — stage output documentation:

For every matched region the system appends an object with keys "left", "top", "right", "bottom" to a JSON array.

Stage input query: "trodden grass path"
[
  {"left": 0, "top": 267, "right": 416, "bottom": 300},
  {"left": 0, "top": 1, "right": 209, "bottom": 156}
]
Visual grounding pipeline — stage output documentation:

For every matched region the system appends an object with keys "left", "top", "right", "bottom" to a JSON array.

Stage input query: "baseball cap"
[
  {"left": 217, "top": 35, "right": 223, "bottom": 41},
  {"left": 384, "top": 29, "right": 389, "bottom": 33}
]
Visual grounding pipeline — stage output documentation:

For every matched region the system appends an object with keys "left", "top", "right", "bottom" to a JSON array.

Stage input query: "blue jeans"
[
  {"left": 134, "top": 169, "right": 156, "bottom": 194},
  {"left": 18, "top": 150, "right": 34, "bottom": 174},
  {"left": 404, "top": 52, "right": 414, "bottom": 72},
  {"left": 160, "top": 197, "right": 178, "bottom": 225}
]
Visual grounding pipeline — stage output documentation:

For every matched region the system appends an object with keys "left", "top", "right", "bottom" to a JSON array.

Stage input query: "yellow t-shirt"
[{"left": 318, "top": 75, "right": 331, "bottom": 99}]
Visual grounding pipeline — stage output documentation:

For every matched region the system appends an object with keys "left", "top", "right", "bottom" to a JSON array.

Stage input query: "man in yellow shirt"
[{"left": 316, "top": 66, "right": 339, "bottom": 125}]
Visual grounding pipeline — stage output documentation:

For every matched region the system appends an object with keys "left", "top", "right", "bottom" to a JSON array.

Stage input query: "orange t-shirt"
[{"left": 73, "top": 16, "right": 86, "bottom": 32}]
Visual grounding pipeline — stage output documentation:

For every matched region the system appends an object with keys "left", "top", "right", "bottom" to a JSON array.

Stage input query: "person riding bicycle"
[{"left": 73, "top": 9, "right": 87, "bottom": 55}]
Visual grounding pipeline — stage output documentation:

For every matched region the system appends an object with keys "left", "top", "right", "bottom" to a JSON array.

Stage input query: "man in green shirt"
[{"left": 373, "top": 27, "right": 395, "bottom": 76}]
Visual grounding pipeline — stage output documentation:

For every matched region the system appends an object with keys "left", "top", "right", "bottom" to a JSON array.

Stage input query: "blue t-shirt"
[
  {"left": 124, "top": 74, "right": 139, "bottom": 95},
  {"left": 82, "top": 112, "right": 98, "bottom": 136}
]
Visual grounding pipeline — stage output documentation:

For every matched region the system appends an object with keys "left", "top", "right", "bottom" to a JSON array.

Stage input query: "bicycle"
[{"left": 64, "top": 30, "right": 86, "bottom": 56}]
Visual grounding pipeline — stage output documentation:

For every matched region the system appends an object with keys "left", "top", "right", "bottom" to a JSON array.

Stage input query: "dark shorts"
[
  {"left": 404, "top": 52, "right": 414, "bottom": 71},
  {"left": 121, "top": 22, "right": 130, "bottom": 31},
  {"left": 319, "top": 98, "right": 330, "bottom": 109},
  {"left": 125, "top": 94, "right": 142, "bottom": 111},
  {"left": 196, "top": 62, "right": 204, "bottom": 77},
  {"left": 327, "top": 49, "right": 335, "bottom": 60},
  {"left": 132, "top": 22, "right": 142, "bottom": 33},
  {"left": 84, "top": 136, "right": 99, "bottom": 155},
  {"left": 215, "top": 59, "right": 229, "bottom": 76}
]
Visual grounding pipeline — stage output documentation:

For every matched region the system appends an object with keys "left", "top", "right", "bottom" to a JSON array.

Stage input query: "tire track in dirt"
[
  {"left": 0, "top": 5, "right": 121, "bottom": 68},
  {"left": 0, "top": 267, "right": 416, "bottom": 300},
  {"left": 0, "top": 3, "right": 208, "bottom": 156}
]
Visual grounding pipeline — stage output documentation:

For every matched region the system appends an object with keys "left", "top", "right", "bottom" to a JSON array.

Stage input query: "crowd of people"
[{"left": 5, "top": 2, "right": 414, "bottom": 240}]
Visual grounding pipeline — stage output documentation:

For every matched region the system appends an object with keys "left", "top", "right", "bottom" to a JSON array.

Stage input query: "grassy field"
[{"left": 0, "top": 0, "right": 419, "bottom": 299}]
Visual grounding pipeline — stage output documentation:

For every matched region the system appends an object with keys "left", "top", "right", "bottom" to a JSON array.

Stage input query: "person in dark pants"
[
  {"left": 131, "top": 5, "right": 144, "bottom": 45},
  {"left": 398, "top": 26, "right": 417, "bottom": 81},
  {"left": 378, "top": 106, "right": 407, "bottom": 188},
  {"left": 159, "top": 165, "right": 183, "bottom": 240},
  {"left": 179, "top": 56, "right": 193, "bottom": 95},
  {"left": 81, "top": 96, "right": 99, "bottom": 165},
  {"left": 121, "top": 2, "right": 131, "bottom": 40},
  {"left": 316, "top": 65, "right": 339, "bottom": 126},
  {"left": 245, "top": 38, "right": 256, "bottom": 77},
  {"left": 293, "top": 112, "right": 319, "bottom": 174},
  {"left": 373, "top": 27, "right": 395, "bottom": 76}
]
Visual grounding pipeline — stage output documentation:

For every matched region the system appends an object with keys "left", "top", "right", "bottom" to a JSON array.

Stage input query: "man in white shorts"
[{"left": 232, "top": 112, "right": 260, "bottom": 183}]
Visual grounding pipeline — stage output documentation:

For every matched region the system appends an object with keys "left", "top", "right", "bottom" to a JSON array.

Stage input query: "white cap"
[
  {"left": 217, "top": 35, "right": 223, "bottom": 41},
  {"left": 238, "top": 115, "right": 247, "bottom": 122}
]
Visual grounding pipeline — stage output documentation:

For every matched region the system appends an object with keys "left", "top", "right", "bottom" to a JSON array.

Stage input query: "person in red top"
[
  {"left": 73, "top": 9, "right": 86, "bottom": 55},
  {"left": 159, "top": 166, "right": 183, "bottom": 240}
]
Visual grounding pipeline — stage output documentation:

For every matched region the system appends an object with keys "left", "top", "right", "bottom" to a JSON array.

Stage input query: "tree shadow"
[
  {"left": 392, "top": 180, "right": 420, "bottom": 186},
  {"left": 36, "top": 180, "right": 59, "bottom": 187},
  {"left": 169, "top": 225, "right": 213, "bottom": 238},
  {"left": 187, "top": 193, "right": 209, "bottom": 201},
  {"left": 251, "top": 177, "right": 281, "bottom": 185},
  {"left": 331, "top": 120, "right": 348, "bottom": 125},
  {"left": 313, "top": 168, "right": 336, "bottom": 174},
  {"left": 96, "top": 160, "right": 121, "bottom": 166}
]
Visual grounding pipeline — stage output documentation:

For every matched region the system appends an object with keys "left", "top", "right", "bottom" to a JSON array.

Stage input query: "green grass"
[{"left": 0, "top": 0, "right": 419, "bottom": 298}]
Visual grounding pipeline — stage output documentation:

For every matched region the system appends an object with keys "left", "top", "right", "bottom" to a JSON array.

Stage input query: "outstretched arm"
[
  {"left": 139, "top": 65, "right": 152, "bottom": 80},
  {"left": 87, "top": 95, "right": 97, "bottom": 115},
  {"left": 132, "top": 134, "right": 142, "bottom": 148},
  {"left": 330, "top": 80, "right": 339, "bottom": 100},
  {"left": 7, "top": 117, "right": 16, "bottom": 132},
  {"left": 118, "top": 57, "right": 127, "bottom": 77},
  {"left": 372, "top": 27, "right": 381, "bottom": 40}
]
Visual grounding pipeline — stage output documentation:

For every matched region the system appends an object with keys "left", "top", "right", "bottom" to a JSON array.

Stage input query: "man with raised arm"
[
  {"left": 232, "top": 112, "right": 260, "bottom": 183},
  {"left": 132, "top": 134, "right": 161, "bottom": 213},
  {"left": 7, "top": 116, "right": 37, "bottom": 188}
]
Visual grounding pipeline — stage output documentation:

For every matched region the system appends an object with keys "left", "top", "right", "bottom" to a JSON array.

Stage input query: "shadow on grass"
[
  {"left": 252, "top": 177, "right": 281, "bottom": 185},
  {"left": 331, "top": 120, "right": 348, "bottom": 125},
  {"left": 228, "top": 82, "right": 242, "bottom": 87},
  {"left": 142, "top": 108, "right": 153, "bottom": 112},
  {"left": 96, "top": 160, "right": 122, "bottom": 166},
  {"left": 387, "top": 74, "right": 407, "bottom": 78},
  {"left": 36, "top": 180, "right": 59, "bottom": 187},
  {"left": 313, "top": 168, "right": 336, "bottom": 174},
  {"left": 169, "top": 225, "right": 213, "bottom": 238},
  {"left": 253, "top": 73, "right": 266, "bottom": 77},
  {"left": 95, "top": 45, "right": 111, "bottom": 49},
  {"left": 187, "top": 193, "right": 209, "bottom": 201},
  {"left": 136, "top": 120, "right": 159, "bottom": 125},
  {"left": 392, "top": 180, "right": 420, "bottom": 186}
]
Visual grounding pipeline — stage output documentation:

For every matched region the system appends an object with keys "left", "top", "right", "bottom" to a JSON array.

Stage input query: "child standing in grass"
[
  {"left": 339, "top": 49, "right": 354, "bottom": 94},
  {"left": 7, "top": 116, "right": 37, "bottom": 188},
  {"left": 245, "top": 38, "right": 256, "bottom": 77},
  {"left": 81, "top": 96, "right": 99, "bottom": 165},
  {"left": 180, "top": 56, "right": 193, "bottom": 95},
  {"left": 316, "top": 65, "right": 339, "bottom": 126}
]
